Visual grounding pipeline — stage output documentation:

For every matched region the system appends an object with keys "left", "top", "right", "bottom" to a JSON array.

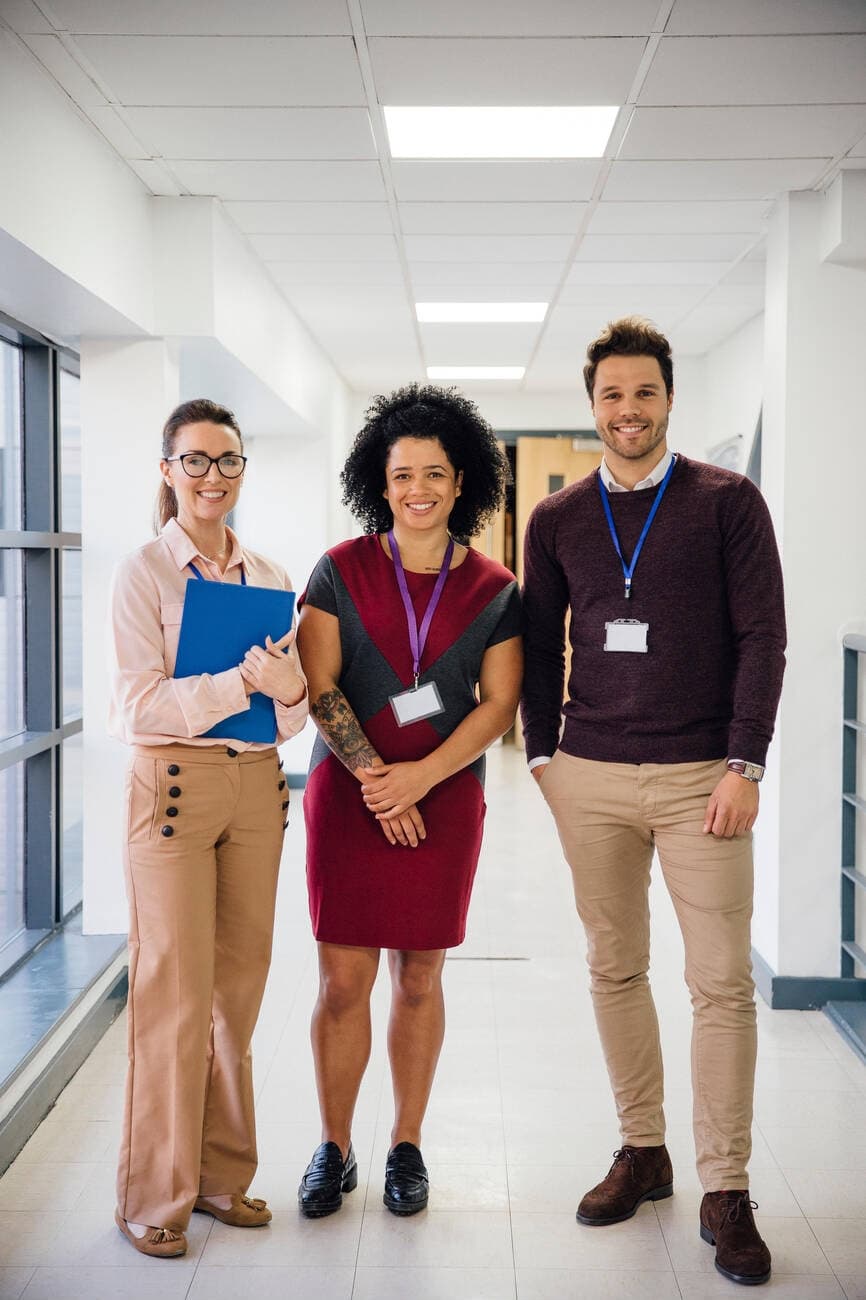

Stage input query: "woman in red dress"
[{"left": 296, "top": 385, "right": 522, "bottom": 1217}]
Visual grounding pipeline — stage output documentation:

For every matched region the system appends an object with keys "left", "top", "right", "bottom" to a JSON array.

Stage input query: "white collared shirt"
[{"left": 599, "top": 447, "right": 674, "bottom": 493}]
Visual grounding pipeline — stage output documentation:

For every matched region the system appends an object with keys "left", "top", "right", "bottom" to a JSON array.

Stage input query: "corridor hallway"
[{"left": 1, "top": 745, "right": 865, "bottom": 1299}]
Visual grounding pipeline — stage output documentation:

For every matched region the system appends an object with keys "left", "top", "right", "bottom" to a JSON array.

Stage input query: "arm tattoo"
[{"left": 311, "top": 687, "right": 379, "bottom": 773}]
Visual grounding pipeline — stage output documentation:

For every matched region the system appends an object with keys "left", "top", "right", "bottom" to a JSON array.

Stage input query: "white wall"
[{"left": 757, "top": 190, "right": 866, "bottom": 977}]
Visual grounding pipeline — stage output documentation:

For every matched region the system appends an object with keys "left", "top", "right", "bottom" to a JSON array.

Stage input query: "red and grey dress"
[{"left": 302, "top": 534, "right": 521, "bottom": 951}]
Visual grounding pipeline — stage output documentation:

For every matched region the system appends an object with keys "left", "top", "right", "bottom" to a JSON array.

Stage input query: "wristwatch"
[{"left": 726, "top": 759, "right": 765, "bottom": 783}]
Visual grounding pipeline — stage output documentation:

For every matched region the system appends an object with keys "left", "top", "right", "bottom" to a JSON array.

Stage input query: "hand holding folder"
[{"left": 174, "top": 578, "right": 297, "bottom": 742}]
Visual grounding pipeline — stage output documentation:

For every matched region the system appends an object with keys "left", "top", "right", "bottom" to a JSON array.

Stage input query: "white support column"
[
  {"left": 81, "top": 340, "right": 179, "bottom": 935},
  {"left": 755, "top": 188, "right": 866, "bottom": 979}
]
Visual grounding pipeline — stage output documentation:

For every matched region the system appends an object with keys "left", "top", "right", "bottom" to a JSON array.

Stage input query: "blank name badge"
[
  {"left": 390, "top": 680, "right": 445, "bottom": 727},
  {"left": 604, "top": 619, "right": 649, "bottom": 653}
]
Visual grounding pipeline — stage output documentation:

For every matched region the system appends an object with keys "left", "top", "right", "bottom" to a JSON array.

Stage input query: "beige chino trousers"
[
  {"left": 116, "top": 743, "right": 287, "bottom": 1230},
  {"left": 540, "top": 751, "right": 756, "bottom": 1192}
]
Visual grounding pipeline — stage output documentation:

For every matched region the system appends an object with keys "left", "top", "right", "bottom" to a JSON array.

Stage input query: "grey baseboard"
[
  {"left": 751, "top": 946, "right": 866, "bottom": 1010},
  {"left": 285, "top": 773, "right": 306, "bottom": 789},
  {"left": 824, "top": 1001, "right": 866, "bottom": 1065},
  {"left": 0, "top": 967, "right": 127, "bottom": 1176}
]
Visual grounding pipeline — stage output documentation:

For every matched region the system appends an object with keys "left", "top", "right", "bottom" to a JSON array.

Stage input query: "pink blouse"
[{"left": 108, "top": 517, "right": 308, "bottom": 751}]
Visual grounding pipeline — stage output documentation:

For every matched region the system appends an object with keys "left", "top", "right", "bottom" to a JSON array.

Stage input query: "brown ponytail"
[{"left": 153, "top": 398, "right": 244, "bottom": 534}]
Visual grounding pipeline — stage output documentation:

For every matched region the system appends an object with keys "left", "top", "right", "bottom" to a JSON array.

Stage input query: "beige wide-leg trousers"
[
  {"left": 116, "top": 743, "right": 287, "bottom": 1230},
  {"left": 540, "top": 751, "right": 756, "bottom": 1192}
]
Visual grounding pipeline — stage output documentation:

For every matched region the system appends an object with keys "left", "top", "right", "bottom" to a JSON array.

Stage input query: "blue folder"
[{"left": 174, "top": 578, "right": 296, "bottom": 743}]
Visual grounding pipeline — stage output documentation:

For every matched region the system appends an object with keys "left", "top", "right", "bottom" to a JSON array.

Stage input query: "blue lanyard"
[
  {"left": 597, "top": 456, "right": 676, "bottom": 600},
  {"left": 188, "top": 560, "right": 246, "bottom": 586}
]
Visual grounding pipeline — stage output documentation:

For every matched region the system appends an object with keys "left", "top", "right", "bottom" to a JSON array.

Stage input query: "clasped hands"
[
  {"left": 239, "top": 630, "right": 306, "bottom": 707},
  {"left": 360, "top": 761, "right": 434, "bottom": 850}
]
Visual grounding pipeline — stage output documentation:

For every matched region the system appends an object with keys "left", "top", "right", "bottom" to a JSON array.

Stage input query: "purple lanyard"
[
  {"left": 188, "top": 561, "right": 246, "bottom": 586},
  {"left": 387, "top": 530, "right": 454, "bottom": 688}
]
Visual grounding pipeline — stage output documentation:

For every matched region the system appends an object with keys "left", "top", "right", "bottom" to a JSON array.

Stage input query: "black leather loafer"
[
  {"left": 298, "top": 1141, "right": 357, "bottom": 1218},
  {"left": 383, "top": 1141, "right": 429, "bottom": 1215}
]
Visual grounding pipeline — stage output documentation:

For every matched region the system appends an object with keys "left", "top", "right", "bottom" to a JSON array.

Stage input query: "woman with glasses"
[{"left": 108, "top": 398, "right": 307, "bottom": 1258}]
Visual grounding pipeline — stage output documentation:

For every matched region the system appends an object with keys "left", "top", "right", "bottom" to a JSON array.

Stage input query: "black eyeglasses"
[{"left": 165, "top": 453, "right": 247, "bottom": 479}]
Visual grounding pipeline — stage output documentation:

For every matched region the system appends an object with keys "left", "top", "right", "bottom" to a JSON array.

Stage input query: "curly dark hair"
[
  {"left": 583, "top": 315, "right": 674, "bottom": 400},
  {"left": 340, "top": 384, "right": 509, "bottom": 543}
]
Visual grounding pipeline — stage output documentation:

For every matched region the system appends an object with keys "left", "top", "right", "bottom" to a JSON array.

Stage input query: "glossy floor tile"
[{"left": 2, "top": 744, "right": 865, "bottom": 1298}]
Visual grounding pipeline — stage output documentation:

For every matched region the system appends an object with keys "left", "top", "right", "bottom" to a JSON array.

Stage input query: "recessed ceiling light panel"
[
  {"left": 416, "top": 302, "right": 548, "bottom": 323},
  {"left": 385, "top": 106, "right": 618, "bottom": 158}
]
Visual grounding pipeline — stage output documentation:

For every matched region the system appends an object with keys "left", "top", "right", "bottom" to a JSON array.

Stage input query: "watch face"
[{"left": 743, "top": 763, "right": 765, "bottom": 782}]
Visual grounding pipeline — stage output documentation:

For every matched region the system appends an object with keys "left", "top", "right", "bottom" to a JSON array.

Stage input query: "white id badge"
[
  {"left": 604, "top": 618, "right": 649, "bottom": 653},
  {"left": 389, "top": 680, "right": 445, "bottom": 727}
]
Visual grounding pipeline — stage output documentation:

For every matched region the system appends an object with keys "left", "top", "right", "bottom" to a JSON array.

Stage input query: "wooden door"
[{"left": 515, "top": 437, "right": 602, "bottom": 580}]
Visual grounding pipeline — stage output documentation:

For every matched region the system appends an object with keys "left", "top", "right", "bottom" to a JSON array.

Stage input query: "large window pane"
[
  {"left": 0, "top": 763, "right": 25, "bottom": 949},
  {"left": 0, "top": 549, "right": 25, "bottom": 741},
  {"left": 62, "top": 549, "right": 82, "bottom": 721},
  {"left": 61, "top": 732, "right": 83, "bottom": 917},
  {"left": 59, "top": 368, "right": 81, "bottom": 532},
  {"left": 0, "top": 340, "right": 22, "bottom": 529}
]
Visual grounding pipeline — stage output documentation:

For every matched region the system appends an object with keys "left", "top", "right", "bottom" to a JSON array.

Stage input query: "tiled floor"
[{"left": 2, "top": 744, "right": 866, "bottom": 1299}]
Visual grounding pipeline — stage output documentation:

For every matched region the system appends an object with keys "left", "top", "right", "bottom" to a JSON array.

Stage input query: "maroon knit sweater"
[{"left": 519, "top": 456, "right": 786, "bottom": 766}]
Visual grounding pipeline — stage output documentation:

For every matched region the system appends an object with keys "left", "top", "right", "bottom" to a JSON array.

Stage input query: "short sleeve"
[
  {"left": 486, "top": 581, "right": 522, "bottom": 648},
  {"left": 300, "top": 554, "right": 338, "bottom": 616}
]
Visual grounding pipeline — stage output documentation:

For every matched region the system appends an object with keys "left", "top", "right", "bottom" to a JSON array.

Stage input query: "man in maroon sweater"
[{"left": 520, "top": 317, "right": 785, "bottom": 1288}]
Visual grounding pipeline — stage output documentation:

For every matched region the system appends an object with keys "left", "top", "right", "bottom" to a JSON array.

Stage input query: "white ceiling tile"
[
  {"left": 668, "top": 301, "right": 763, "bottom": 355},
  {"left": 124, "top": 157, "right": 183, "bottom": 195},
  {"left": 282, "top": 285, "right": 412, "bottom": 322},
  {"left": 87, "top": 105, "right": 150, "bottom": 157},
  {"left": 603, "top": 159, "right": 827, "bottom": 201},
  {"left": 408, "top": 262, "right": 564, "bottom": 287},
  {"left": 225, "top": 202, "right": 393, "bottom": 234},
  {"left": 270, "top": 261, "right": 405, "bottom": 286},
  {"left": 667, "top": 1, "right": 866, "bottom": 36},
  {"left": 404, "top": 234, "right": 573, "bottom": 262},
  {"left": 577, "top": 232, "right": 755, "bottom": 261},
  {"left": 392, "top": 160, "right": 601, "bottom": 202},
  {"left": 361, "top": 0, "right": 658, "bottom": 36},
  {"left": 22, "top": 34, "right": 108, "bottom": 106},
  {"left": 564, "top": 261, "right": 726, "bottom": 286},
  {"left": 251, "top": 233, "right": 398, "bottom": 261},
  {"left": 368, "top": 37, "right": 645, "bottom": 105},
  {"left": 46, "top": 1, "right": 353, "bottom": 34},
  {"left": 121, "top": 107, "right": 376, "bottom": 160},
  {"left": 1, "top": 0, "right": 53, "bottom": 33},
  {"left": 169, "top": 160, "right": 386, "bottom": 201},
  {"left": 640, "top": 35, "right": 866, "bottom": 106},
  {"left": 420, "top": 323, "right": 541, "bottom": 365},
  {"left": 545, "top": 289, "right": 707, "bottom": 331},
  {"left": 398, "top": 202, "right": 587, "bottom": 235},
  {"left": 73, "top": 35, "right": 365, "bottom": 106},
  {"left": 588, "top": 200, "right": 771, "bottom": 234},
  {"left": 621, "top": 106, "right": 866, "bottom": 160},
  {"left": 340, "top": 360, "right": 427, "bottom": 392},
  {"left": 721, "top": 261, "right": 766, "bottom": 285}
]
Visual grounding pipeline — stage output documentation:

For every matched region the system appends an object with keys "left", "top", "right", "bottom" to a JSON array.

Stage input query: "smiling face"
[
  {"left": 161, "top": 420, "right": 244, "bottom": 528},
  {"left": 382, "top": 436, "right": 462, "bottom": 537},
  {"left": 591, "top": 354, "right": 673, "bottom": 475}
]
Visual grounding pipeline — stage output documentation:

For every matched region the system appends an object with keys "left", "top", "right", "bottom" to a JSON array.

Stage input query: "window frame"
[{"left": 0, "top": 311, "right": 82, "bottom": 979}]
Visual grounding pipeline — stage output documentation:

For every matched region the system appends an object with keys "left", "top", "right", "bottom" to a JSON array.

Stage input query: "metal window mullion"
[{"left": 842, "top": 643, "right": 861, "bottom": 979}]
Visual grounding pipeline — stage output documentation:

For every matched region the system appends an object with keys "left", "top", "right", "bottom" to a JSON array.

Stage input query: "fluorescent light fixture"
[
  {"left": 416, "top": 302, "right": 548, "bottom": 323},
  {"left": 427, "top": 366, "right": 525, "bottom": 381},
  {"left": 385, "top": 106, "right": 618, "bottom": 158}
]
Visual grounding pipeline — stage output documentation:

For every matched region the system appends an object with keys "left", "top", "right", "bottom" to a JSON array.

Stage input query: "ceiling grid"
[{"left": 1, "top": 0, "right": 864, "bottom": 393}]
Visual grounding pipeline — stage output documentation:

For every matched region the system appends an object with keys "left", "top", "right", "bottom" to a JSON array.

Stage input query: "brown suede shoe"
[
  {"left": 193, "top": 1193, "right": 272, "bottom": 1227},
  {"left": 700, "top": 1191, "right": 771, "bottom": 1286},
  {"left": 576, "top": 1144, "right": 673, "bottom": 1225},
  {"left": 115, "top": 1210, "right": 187, "bottom": 1258}
]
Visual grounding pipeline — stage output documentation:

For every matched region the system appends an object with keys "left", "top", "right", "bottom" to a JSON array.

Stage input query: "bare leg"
[
  {"left": 311, "top": 942, "right": 380, "bottom": 1157},
  {"left": 387, "top": 949, "right": 447, "bottom": 1149}
]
